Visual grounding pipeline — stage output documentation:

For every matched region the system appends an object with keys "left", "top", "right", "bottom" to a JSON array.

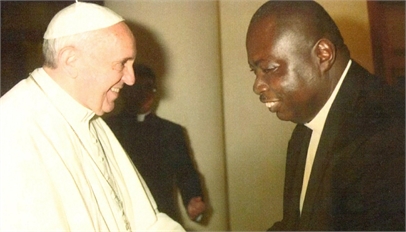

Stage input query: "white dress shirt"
[{"left": 300, "top": 60, "right": 352, "bottom": 213}]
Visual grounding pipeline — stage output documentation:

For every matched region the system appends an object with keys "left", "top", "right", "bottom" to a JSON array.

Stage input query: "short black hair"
[{"left": 250, "top": 0, "right": 345, "bottom": 49}]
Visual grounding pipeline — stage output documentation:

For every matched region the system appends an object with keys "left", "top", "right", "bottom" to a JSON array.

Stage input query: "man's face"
[
  {"left": 76, "top": 22, "right": 136, "bottom": 116},
  {"left": 246, "top": 17, "right": 327, "bottom": 124},
  {"left": 123, "top": 80, "right": 156, "bottom": 115}
]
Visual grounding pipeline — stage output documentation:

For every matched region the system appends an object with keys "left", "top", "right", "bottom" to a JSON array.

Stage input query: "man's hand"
[{"left": 187, "top": 196, "right": 206, "bottom": 221}]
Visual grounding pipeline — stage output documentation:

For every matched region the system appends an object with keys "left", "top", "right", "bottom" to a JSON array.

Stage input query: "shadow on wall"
[
  {"left": 104, "top": 21, "right": 168, "bottom": 117},
  {"left": 127, "top": 21, "right": 168, "bottom": 100}
]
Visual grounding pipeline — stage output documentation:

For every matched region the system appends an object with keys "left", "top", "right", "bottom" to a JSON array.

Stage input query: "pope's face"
[
  {"left": 76, "top": 22, "right": 136, "bottom": 116},
  {"left": 246, "top": 17, "right": 327, "bottom": 124}
]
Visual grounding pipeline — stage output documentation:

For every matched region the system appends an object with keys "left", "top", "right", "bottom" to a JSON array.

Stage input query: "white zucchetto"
[{"left": 43, "top": 2, "right": 124, "bottom": 39}]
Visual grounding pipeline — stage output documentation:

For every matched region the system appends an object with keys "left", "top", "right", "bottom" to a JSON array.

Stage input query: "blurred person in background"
[{"left": 106, "top": 64, "right": 207, "bottom": 225}]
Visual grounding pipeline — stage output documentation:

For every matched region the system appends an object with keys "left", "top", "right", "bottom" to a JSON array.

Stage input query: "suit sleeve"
[{"left": 168, "top": 125, "right": 203, "bottom": 207}]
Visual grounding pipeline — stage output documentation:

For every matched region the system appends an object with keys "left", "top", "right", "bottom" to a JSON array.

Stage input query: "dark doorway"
[
  {"left": 1, "top": 1, "right": 103, "bottom": 96},
  {"left": 368, "top": 1, "right": 405, "bottom": 87}
]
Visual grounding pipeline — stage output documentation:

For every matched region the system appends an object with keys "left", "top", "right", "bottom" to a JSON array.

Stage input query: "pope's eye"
[{"left": 113, "top": 62, "right": 126, "bottom": 71}]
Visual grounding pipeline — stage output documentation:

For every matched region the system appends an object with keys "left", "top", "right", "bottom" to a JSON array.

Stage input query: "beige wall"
[
  {"left": 106, "top": 0, "right": 373, "bottom": 231},
  {"left": 318, "top": 0, "right": 374, "bottom": 73}
]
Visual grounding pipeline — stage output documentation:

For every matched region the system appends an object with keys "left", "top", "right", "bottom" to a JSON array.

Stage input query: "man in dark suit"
[
  {"left": 246, "top": 1, "right": 404, "bottom": 230},
  {"left": 106, "top": 64, "right": 206, "bottom": 224}
]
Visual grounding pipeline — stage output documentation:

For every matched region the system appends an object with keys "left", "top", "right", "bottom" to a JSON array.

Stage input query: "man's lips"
[
  {"left": 265, "top": 102, "right": 275, "bottom": 108},
  {"left": 265, "top": 101, "right": 280, "bottom": 113},
  {"left": 260, "top": 95, "right": 280, "bottom": 113}
]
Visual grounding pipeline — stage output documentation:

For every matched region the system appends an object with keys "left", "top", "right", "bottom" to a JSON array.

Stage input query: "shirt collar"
[
  {"left": 31, "top": 68, "right": 95, "bottom": 124},
  {"left": 137, "top": 111, "right": 152, "bottom": 122},
  {"left": 305, "top": 59, "right": 352, "bottom": 134}
]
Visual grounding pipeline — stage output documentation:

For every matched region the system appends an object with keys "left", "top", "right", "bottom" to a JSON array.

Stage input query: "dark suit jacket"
[
  {"left": 270, "top": 61, "right": 405, "bottom": 231},
  {"left": 106, "top": 113, "right": 203, "bottom": 223}
]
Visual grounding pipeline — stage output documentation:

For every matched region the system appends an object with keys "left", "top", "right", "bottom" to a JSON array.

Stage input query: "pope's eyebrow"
[
  {"left": 122, "top": 56, "right": 135, "bottom": 63},
  {"left": 114, "top": 57, "right": 134, "bottom": 66},
  {"left": 112, "top": 57, "right": 133, "bottom": 71}
]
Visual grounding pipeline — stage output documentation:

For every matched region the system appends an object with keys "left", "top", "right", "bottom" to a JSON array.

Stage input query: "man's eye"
[
  {"left": 263, "top": 66, "right": 278, "bottom": 74},
  {"left": 249, "top": 65, "right": 278, "bottom": 75}
]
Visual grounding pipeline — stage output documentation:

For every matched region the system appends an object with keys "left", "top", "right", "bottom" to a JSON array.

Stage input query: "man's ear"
[
  {"left": 314, "top": 38, "right": 336, "bottom": 72},
  {"left": 58, "top": 46, "right": 78, "bottom": 79}
]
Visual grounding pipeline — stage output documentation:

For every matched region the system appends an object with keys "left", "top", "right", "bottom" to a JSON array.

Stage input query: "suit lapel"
[
  {"left": 299, "top": 62, "right": 363, "bottom": 229},
  {"left": 283, "top": 124, "right": 312, "bottom": 229}
]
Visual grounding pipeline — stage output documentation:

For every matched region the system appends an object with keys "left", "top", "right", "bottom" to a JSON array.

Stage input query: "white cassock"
[{"left": 0, "top": 68, "right": 184, "bottom": 231}]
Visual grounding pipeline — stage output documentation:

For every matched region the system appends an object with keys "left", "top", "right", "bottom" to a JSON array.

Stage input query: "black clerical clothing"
[
  {"left": 106, "top": 113, "right": 203, "bottom": 223},
  {"left": 269, "top": 61, "right": 405, "bottom": 231}
]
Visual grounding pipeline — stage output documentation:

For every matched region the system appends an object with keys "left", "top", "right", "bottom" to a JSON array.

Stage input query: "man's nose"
[{"left": 253, "top": 74, "right": 269, "bottom": 95}]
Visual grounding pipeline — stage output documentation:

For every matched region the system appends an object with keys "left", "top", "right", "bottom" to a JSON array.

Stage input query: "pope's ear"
[
  {"left": 58, "top": 46, "right": 78, "bottom": 78},
  {"left": 314, "top": 38, "right": 336, "bottom": 72}
]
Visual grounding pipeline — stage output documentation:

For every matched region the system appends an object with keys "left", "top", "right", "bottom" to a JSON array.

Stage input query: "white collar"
[
  {"left": 137, "top": 111, "right": 151, "bottom": 122},
  {"left": 305, "top": 59, "right": 352, "bottom": 134},
  {"left": 31, "top": 68, "right": 95, "bottom": 125}
]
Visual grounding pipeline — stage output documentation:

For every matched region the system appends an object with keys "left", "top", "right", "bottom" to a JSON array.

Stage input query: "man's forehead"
[
  {"left": 247, "top": 16, "right": 278, "bottom": 47},
  {"left": 249, "top": 14, "right": 277, "bottom": 31}
]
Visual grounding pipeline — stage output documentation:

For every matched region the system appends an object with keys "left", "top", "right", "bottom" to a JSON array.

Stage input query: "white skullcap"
[{"left": 44, "top": 2, "right": 124, "bottom": 39}]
